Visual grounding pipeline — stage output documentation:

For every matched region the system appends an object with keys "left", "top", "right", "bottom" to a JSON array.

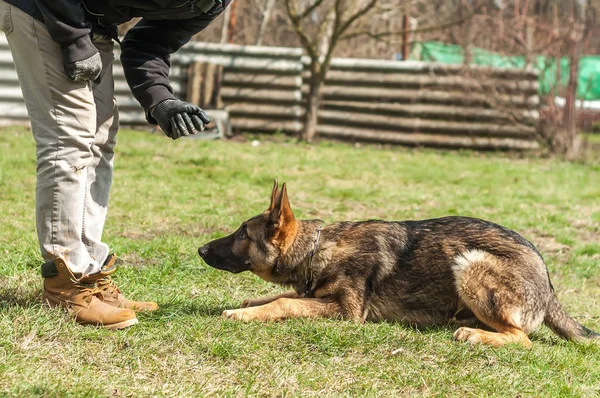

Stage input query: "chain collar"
[{"left": 304, "top": 226, "right": 322, "bottom": 295}]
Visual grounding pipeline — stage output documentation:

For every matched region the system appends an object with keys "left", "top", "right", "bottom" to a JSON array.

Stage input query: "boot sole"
[
  {"left": 43, "top": 292, "right": 139, "bottom": 330},
  {"left": 102, "top": 299, "right": 160, "bottom": 312},
  {"left": 103, "top": 318, "right": 139, "bottom": 330}
]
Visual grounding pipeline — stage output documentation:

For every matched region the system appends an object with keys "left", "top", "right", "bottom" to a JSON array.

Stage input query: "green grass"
[
  {"left": 1, "top": 126, "right": 599, "bottom": 397},
  {"left": 584, "top": 132, "right": 600, "bottom": 145}
]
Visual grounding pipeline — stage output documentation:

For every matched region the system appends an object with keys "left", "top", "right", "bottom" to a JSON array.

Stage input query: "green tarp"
[{"left": 411, "top": 41, "right": 600, "bottom": 101}]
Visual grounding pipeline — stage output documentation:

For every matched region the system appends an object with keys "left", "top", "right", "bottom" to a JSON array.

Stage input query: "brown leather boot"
[
  {"left": 81, "top": 254, "right": 159, "bottom": 312},
  {"left": 42, "top": 258, "right": 138, "bottom": 330}
]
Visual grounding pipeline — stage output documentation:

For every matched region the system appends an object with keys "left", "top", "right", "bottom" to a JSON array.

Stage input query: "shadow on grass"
[
  {"left": 150, "top": 300, "right": 226, "bottom": 318},
  {"left": 8, "top": 385, "right": 105, "bottom": 397},
  {"left": 409, "top": 321, "right": 565, "bottom": 347},
  {"left": 0, "top": 284, "right": 43, "bottom": 309},
  {"left": 0, "top": 276, "right": 227, "bottom": 320}
]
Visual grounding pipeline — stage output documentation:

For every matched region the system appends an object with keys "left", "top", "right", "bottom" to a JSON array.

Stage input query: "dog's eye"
[{"left": 239, "top": 226, "right": 248, "bottom": 240}]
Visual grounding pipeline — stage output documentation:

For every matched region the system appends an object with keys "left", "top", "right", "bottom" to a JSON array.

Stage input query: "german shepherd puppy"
[{"left": 198, "top": 181, "right": 599, "bottom": 347}]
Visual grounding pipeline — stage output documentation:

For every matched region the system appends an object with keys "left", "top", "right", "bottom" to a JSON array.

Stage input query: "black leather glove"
[
  {"left": 64, "top": 52, "right": 103, "bottom": 83},
  {"left": 150, "top": 99, "right": 211, "bottom": 140}
]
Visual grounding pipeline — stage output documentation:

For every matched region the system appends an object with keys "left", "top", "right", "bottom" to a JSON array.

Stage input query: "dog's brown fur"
[{"left": 198, "top": 181, "right": 599, "bottom": 347}]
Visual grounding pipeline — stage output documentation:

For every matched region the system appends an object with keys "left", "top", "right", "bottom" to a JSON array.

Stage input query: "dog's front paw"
[
  {"left": 222, "top": 308, "right": 253, "bottom": 322},
  {"left": 453, "top": 327, "right": 482, "bottom": 344}
]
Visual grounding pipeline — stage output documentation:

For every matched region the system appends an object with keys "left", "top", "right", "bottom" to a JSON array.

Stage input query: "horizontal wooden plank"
[
  {"left": 223, "top": 73, "right": 302, "bottom": 90},
  {"left": 231, "top": 118, "right": 303, "bottom": 133},
  {"left": 317, "top": 124, "right": 539, "bottom": 150},
  {"left": 321, "top": 101, "right": 539, "bottom": 123},
  {"left": 306, "top": 86, "right": 539, "bottom": 108},
  {"left": 226, "top": 104, "right": 303, "bottom": 119},
  {"left": 176, "top": 55, "right": 304, "bottom": 73},
  {"left": 182, "top": 41, "right": 303, "bottom": 59},
  {"left": 118, "top": 112, "right": 147, "bottom": 124},
  {"left": 317, "top": 71, "right": 539, "bottom": 93},
  {"left": 307, "top": 56, "right": 539, "bottom": 79},
  {"left": 0, "top": 67, "right": 18, "bottom": 82},
  {"left": 318, "top": 110, "right": 535, "bottom": 138},
  {"left": 221, "top": 87, "right": 302, "bottom": 104},
  {"left": 0, "top": 102, "right": 28, "bottom": 118},
  {"left": 0, "top": 86, "right": 24, "bottom": 100}
]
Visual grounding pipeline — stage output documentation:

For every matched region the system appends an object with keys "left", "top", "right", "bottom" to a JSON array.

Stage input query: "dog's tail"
[{"left": 544, "top": 293, "right": 599, "bottom": 342}]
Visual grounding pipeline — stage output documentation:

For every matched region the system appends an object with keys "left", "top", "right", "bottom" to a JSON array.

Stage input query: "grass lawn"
[
  {"left": 584, "top": 132, "right": 600, "bottom": 148},
  {"left": 1, "top": 125, "right": 599, "bottom": 397},
  {"left": 587, "top": 133, "right": 600, "bottom": 143}
]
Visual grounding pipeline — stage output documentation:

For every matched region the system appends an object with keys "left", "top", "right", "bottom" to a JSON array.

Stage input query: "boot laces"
[
  {"left": 96, "top": 276, "right": 121, "bottom": 297},
  {"left": 71, "top": 279, "right": 103, "bottom": 302}
]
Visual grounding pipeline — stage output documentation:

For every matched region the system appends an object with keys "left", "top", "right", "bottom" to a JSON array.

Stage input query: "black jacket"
[{"left": 6, "top": 0, "right": 229, "bottom": 122}]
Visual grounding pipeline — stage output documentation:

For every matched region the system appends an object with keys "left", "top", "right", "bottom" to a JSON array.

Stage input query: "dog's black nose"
[{"left": 198, "top": 245, "right": 209, "bottom": 257}]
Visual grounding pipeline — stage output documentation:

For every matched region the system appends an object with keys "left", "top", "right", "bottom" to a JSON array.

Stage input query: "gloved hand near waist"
[
  {"left": 61, "top": 34, "right": 103, "bottom": 83},
  {"left": 151, "top": 99, "right": 211, "bottom": 140},
  {"left": 64, "top": 52, "right": 103, "bottom": 83}
]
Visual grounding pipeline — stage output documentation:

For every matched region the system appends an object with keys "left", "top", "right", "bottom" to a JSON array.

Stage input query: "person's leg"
[
  {"left": 1, "top": 1, "right": 137, "bottom": 328},
  {"left": 87, "top": 35, "right": 159, "bottom": 312},
  {"left": 84, "top": 34, "right": 118, "bottom": 264},
  {"left": 5, "top": 4, "right": 103, "bottom": 278}
]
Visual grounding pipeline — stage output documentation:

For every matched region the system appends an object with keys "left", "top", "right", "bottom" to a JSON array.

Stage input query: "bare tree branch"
[
  {"left": 335, "top": 0, "right": 378, "bottom": 37},
  {"left": 285, "top": 0, "right": 320, "bottom": 59},
  {"left": 256, "top": 0, "right": 276, "bottom": 45},
  {"left": 298, "top": 0, "right": 328, "bottom": 20},
  {"left": 340, "top": 0, "right": 485, "bottom": 41}
]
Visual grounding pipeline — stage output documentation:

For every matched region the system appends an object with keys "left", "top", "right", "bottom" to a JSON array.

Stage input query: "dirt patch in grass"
[
  {"left": 114, "top": 253, "right": 161, "bottom": 269},
  {"left": 526, "top": 205, "right": 599, "bottom": 257},
  {"left": 528, "top": 232, "right": 571, "bottom": 255},
  {"left": 569, "top": 205, "right": 600, "bottom": 244}
]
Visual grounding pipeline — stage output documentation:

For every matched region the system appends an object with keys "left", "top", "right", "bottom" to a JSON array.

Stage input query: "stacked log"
[
  {"left": 303, "top": 57, "right": 540, "bottom": 150},
  {"left": 180, "top": 42, "right": 304, "bottom": 134},
  {"left": 113, "top": 41, "right": 305, "bottom": 131}
]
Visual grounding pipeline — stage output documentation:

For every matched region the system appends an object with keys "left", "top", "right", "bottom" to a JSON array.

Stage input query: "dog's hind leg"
[
  {"left": 453, "top": 325, "right": 531, "bottom": 348},
  {"left": 450, "top": 250, "right": 545, "bottom": 348}
]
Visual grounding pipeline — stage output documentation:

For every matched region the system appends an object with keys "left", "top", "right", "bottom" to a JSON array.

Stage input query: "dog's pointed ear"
[
  {"left": 269, "top": 182, "right": 295, "bottom": 228},
  {"left": 268, "top": 182, "right": 297, "bottom": 248},
  {"left": 268, "top": 179, "right": 279, "bottom": 211},
  {"left": 278, "top": 182, "right": 295, "bottom": 225}
]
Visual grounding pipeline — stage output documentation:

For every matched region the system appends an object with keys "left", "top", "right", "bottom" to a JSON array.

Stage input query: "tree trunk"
[
  {"left": 463, "top": 16, "right": 473, "bottom": 65},
  {"left": 564, "top": 21, "right": 583, "bottom": 159},
  {"left": 303, "top": 62, "right": 322, "bottom": 143},
  {"left": 563, "top": 0, "right": 586, "bottom": 159}
]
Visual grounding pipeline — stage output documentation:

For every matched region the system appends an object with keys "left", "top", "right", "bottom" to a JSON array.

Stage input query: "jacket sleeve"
[
  {"left": 34, "top": 0, "right": 97, "bottom": 64},
  {"left": 120, "top": 2, "right": 228, "bottom": 124}
]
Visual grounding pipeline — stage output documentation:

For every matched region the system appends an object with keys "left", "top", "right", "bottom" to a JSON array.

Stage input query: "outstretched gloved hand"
[
  {"left": 151, "top": 99, "right": 211, "bottom": 140},
  {"left": 64, "top": 52, "right": 103, "bottom": 83}
]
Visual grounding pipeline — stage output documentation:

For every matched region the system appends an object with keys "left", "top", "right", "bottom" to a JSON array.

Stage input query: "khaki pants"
[{"left": 1, "top": 1, "right": 118, "bottom": 277}]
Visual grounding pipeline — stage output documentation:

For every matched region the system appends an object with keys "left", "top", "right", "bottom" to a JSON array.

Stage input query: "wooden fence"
[
  {"left": 114, "top": 41, "right": 305, "bottom": 131},
  {"left": 179, "top": 42, "right": 305, "bottom": 134},
  {"left": 304, "top": 57, "right": 540, "bottom": 150},
  {"left": 0, "top": 34, "right": 540, "bottom": 150}
]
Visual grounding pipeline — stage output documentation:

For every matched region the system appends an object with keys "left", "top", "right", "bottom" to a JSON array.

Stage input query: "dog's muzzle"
[
  {"left": 198, "top": 242, "right": 249, "bottom": 273},
  {"left": 198, "top": 245, "right": 209, "bottom": 257}
]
